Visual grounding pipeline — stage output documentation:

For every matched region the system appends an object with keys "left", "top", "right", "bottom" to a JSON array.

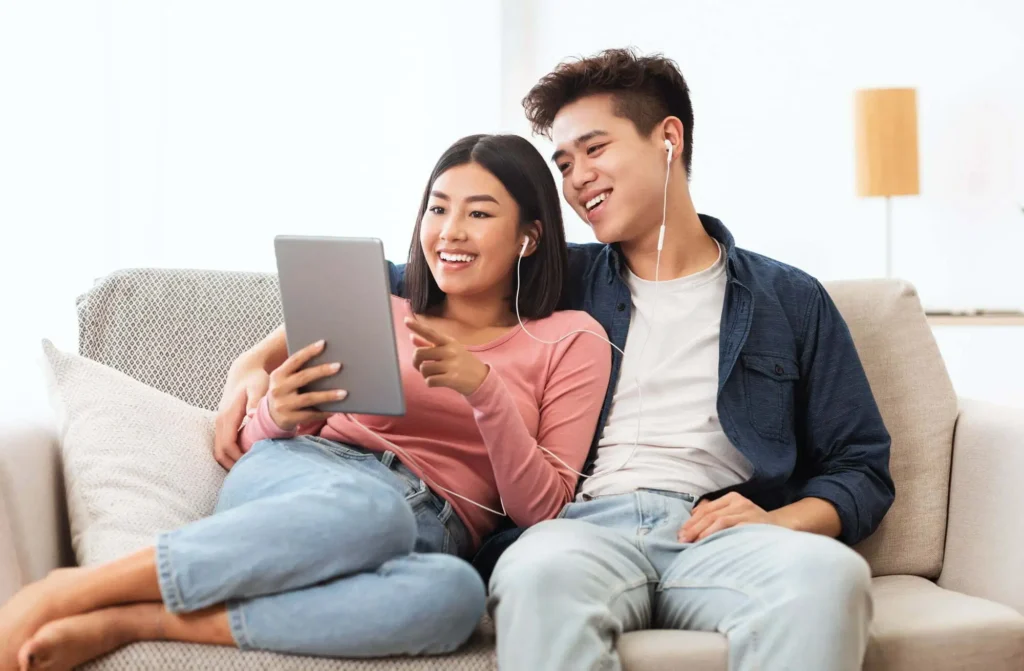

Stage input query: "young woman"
[{"left": 0, "top": 134, "right": 611, "bottom": 671}]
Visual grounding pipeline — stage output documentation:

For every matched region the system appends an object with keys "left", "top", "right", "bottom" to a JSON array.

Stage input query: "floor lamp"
[{"left": 855, "top": 88, "right": 920, "bottom": 278}]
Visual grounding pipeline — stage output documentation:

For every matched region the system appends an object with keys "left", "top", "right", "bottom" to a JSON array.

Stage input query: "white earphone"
[
  {"left": 658, "top": 139, "right": 672, "bottom": 251},
  {"left": 505, "top": 134, "right": 676, "bottom": 485},
  {"left": 351, "top": 136, "right": 678, "bottom": 520}
]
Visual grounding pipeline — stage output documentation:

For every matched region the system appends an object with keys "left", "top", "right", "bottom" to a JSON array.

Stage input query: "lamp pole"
[{"left": 886, "top": 195, "right": 892, "bottom": 278}]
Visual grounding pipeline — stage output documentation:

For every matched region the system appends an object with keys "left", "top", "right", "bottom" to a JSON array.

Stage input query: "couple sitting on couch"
[{"left": 0, "top": 48, "right": 894, "bottom": 671}]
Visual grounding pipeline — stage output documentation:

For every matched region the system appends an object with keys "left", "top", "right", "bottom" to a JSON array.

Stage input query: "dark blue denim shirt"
[{"left": 387, "top": 215, "right": 895, "bottom": 573}]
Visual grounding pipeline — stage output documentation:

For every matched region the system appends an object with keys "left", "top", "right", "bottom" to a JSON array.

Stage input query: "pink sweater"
[{"left": 240, "top": 296, "right": 611, "bottom": 550}]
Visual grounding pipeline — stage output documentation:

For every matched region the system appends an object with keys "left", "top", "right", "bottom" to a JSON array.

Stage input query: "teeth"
[
  {"left": 586, "top": 192, "right": 608, "bottom": 210},
  {"left": 439, "top": 252, "right": 476, "bottom": 263}
]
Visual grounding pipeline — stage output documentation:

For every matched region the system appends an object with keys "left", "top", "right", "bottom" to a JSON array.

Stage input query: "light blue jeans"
[
  {"left": 154, "top": 436, "right": 486, "bottom": 657},
  {"left": 489, "top": 490, "right": 873, "bottom": 671}
]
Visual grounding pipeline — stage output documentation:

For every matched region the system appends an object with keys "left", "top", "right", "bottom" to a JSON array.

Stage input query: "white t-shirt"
[{"left": 578, "top": 243, "right": 754, "bottom": 500}]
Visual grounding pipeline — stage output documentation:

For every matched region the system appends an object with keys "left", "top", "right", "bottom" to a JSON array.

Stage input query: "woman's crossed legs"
[{"left": 0, "top": 438, "right": 485, "bottom": 670}]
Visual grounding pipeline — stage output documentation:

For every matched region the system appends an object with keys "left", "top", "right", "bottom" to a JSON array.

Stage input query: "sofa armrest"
[
  {"left": 0, "top": 418, "right": 71, "bottom": 603},
  {"left": 938, "top": 398, "right": 1024, "bottom": 614}
]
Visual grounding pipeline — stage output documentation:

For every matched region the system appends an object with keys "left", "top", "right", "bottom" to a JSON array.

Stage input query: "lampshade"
[{"left": 855, "top": 88, "right": 920, "bottom": 197}]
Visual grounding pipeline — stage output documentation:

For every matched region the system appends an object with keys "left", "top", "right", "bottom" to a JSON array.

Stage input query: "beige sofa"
[{"left": 2, "top": 269, "right": 1023, "bottom": 670}]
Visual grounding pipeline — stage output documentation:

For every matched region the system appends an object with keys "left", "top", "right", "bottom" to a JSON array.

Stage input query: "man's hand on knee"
[
  {"left": 680, "top": 493, "right": 843, "bottom": 542},
  {"left": 679, "top": 492, "right": 773, "bottom": 543}
]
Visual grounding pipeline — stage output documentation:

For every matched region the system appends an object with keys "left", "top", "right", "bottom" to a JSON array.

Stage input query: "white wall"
[
  {"left": 0, "top": 5, "right": 501, "bottom": 330},
  {"left": 514, "top": 0, "right": 1024, "bottom": 407},
  {"left": 931, "top": 326, "right": 1024, "bottom": 407},
  {"left": 0, "top": 0, "right": 503, "bottom": 415},
  {"left": 520, "top": 0, "right": 1024, "bottom": 313},
  {"left": 1, "top": 1, "right": 1021, "bottom": 415}
]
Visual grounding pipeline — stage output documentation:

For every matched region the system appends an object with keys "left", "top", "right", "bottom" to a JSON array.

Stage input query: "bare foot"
[
  {"left": 17, "top": 603, "right": 158, "bottom": 671},
  {"left": 0, "top": 569, "right": 89, "bottom": 671}
]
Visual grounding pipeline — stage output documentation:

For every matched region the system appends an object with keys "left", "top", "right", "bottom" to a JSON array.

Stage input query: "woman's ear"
[{"left": 521, "top": 220, "right": 543, "bottom": 257}]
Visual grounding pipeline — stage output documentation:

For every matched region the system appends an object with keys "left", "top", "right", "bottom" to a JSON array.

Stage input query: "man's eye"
[
  {"left": 587, "top": 143, "right": 607, "bottom": 155},
  {"left": 557, "top": 163, "right": 570, "bottom": 174}
]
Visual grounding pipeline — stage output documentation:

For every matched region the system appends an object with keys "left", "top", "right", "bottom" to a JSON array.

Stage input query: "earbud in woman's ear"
[{"left": 520, "top": 236, "right": 530, "bottom": 255}]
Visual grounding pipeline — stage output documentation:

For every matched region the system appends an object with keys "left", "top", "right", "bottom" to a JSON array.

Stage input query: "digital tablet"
[{"left": 274, "top": 235, "right": 405, "bottom": 416}]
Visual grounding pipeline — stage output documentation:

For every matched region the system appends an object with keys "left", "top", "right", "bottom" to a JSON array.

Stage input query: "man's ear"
[{"left": 658, "top": 116, "right": 686, "bottom": 161}]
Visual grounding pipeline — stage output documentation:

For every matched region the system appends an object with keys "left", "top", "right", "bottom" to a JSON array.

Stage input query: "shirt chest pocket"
[{"left": 741, "top": 353, "right": 800, "bottom": 443}]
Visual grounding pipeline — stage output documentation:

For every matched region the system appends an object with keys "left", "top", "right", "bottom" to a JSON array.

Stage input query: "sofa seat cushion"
[
  {"left": 82, "top": 620, "right": 497, "bottom": 670},
  {"left": 81, "top": 577, "right": 1024, "bottom": 671},
  {"left": 863, "top": 575, "right": 1024, "bottom": 670},
  {"left": 601, "top": 576, "right": 1024, "bottom": 671},
  {"left": 619, "top": 630, "right": 726, "bottom": 670}
]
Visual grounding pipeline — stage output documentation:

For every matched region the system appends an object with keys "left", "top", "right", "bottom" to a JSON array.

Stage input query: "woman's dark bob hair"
[{"left": 404, "top": 134, "right": 567, "bottom": 319}]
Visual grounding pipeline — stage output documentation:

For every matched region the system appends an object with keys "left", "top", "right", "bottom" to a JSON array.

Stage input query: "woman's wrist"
[
  {"left": 231, "top": 342, "right": 277, "bottom": 377},
  {"left": 231, "top": 326, "right": 288, "bottom": 377},
  {"left": 227, "top": 355, "right": 259, "bottom": 386},
  {"left": 462, "top": 360, "right": 491, "bottom": 397}
]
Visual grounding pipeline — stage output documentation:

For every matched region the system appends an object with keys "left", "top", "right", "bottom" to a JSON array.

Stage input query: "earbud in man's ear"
[{"left": 664, "top": 139, "right": 674, "bottom": 161}]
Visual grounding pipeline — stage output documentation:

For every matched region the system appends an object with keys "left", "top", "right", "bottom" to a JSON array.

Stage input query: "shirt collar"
[{"left": 603, "top": 214, "right": 737, "bottom": 282}]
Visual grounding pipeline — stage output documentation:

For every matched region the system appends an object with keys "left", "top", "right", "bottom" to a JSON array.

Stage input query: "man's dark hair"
[
  {"left": 405, "top": 134, "right": 567, "bottom": 319},
  {"left": 523, "top": 47, "right": 695, "bottom": 176}
]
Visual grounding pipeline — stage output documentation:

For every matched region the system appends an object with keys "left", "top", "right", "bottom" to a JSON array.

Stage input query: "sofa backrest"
[
  {"left": 824, "top": 280, "right": 958, "bottom": 578},
  {"left": 77, "top": 269, "right": 284, "bottom": 411},
  {"left": 76, "top": 270, "right": 958, "bottom": 578}
]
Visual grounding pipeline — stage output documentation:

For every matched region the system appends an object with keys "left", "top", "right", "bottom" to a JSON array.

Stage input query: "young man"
[{"left": 217, "top": 49, "right": 893, "bottom": 671}]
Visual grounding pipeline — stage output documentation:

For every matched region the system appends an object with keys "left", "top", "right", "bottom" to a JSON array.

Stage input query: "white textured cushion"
[{"left": 41, "top": 339, "right": 225, "bottom": 565}]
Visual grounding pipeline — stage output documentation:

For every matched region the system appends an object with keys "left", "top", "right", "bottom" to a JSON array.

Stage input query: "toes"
[
  {"left": 18, "top": 634, "right": 49, "bottom": 671},
  {"left": 16, "top": 644, "right": 33, "bottom": 671}
]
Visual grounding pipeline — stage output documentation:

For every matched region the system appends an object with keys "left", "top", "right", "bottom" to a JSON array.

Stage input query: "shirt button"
[
  {"left": 616, "top": 303, "right": 626, "bottom": 312},
  {"left": 774, "top": 364, "right": 784, "bottom": 375}
]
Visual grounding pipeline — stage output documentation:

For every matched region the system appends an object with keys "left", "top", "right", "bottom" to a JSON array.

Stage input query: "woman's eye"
[
  {"left": 428, "top": 206, "right": 445, "bottom": 215},
  {"left": 469, "top": 211, "right": 491, "bottom": 219}
]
